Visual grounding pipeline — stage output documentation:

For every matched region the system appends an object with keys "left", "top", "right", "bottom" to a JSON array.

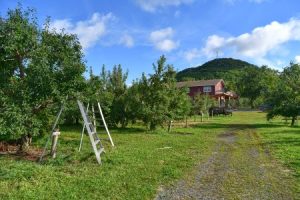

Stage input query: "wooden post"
[
  {"left": 50, "top": 130, "right": 60, "bottom": 158},
  {"left": 200, "top": 111, "right": 203, "bottom": 122},
  {"left": 185, "top": 116, "right": 188, "bottom": 128},
  {"left": 168, "top": 120, "right": 173, "bottom": 133}
]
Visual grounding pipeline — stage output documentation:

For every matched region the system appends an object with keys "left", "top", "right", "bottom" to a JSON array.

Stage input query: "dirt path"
[{"left": 156, "top": 127, "right": 296, "bottom": 200}]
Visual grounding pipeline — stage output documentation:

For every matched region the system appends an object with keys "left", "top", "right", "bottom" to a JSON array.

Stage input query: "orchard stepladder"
[
  {"left": 77, "top": 100, "right": 114, "bottom": 164},
  {"left": 39, "top": 99, "right": 114, "bottom": 165}
]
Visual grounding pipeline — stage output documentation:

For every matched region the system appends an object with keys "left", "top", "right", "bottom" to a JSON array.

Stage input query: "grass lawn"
[
  {"left": 0, "top": 112, "right": 299, "bottom": 199},
  {"left": 253, "top": 113, "right": 300, "bottom": 192},
  {"left": 0, "top": 118, "right": 223, "bottom": 199}
]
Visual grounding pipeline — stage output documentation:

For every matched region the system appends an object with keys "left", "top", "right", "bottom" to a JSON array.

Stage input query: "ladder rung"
[
  {"left": 95, "top": 139, "right": 101, "bottom": 145},
  {"left": 98, "top": 148, "right": 105, "bottom": 155}
]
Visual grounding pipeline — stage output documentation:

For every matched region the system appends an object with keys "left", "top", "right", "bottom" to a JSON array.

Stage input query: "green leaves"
[
  {"left": 0, "top": 6, "right": 85, "bottom": 137},
  {"left": 132, "top": 55, "right": 191, "bottom": 130},
  {"left": 193, "top": 93, "right": 214, "bottom": 115},
  {"left": 267, "top": 63, "right": 300, "bottom": 126},
  {"left": 237, "top": 65, "right": 279, "bottom": 108}
]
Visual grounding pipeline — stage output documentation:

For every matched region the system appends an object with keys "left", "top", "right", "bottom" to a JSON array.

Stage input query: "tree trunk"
[
  {"left": 19, "top": 134, "right": 32, "bottom": 152},
  {"left": 150, "top": 122, "right": 156, "bottom": 131},
  {"left": 291, "top": 116, "right": 296, "bottom": 126},
  {"left": 250, "top": 99, "right": 255, "bottom": 109},
  {"left": 121, "top": 120, "right": 128, "bottom": 128}
]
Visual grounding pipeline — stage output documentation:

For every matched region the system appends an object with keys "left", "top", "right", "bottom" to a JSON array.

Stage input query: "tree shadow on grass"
[
  {"left": 261, "top": 129, "right": 300, "bottom": 146},
  {"left": 191, "top": 123, "right": 287, "bottom": 130},
  {"left": 264, "top": 138, "right": 300, "bottom": 146},
  {"left": 169, "top": 131, "right": 194, "bottom": 136},
  {"left": 0, "top": 148, "right": 42, "bottom": 162},
  {"left": 266, "top": 128, "right": 300, "bottom": 135},
  {"left": 60, "top": 125, "right": 150, "bottom": 135},
  {"left": 108, "top": 127, "right": 148, "bottom": 135}
]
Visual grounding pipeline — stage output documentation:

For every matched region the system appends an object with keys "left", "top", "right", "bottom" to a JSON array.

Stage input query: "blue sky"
[{"left": 1, "top": 0, "right": 300, "bottom": 82}]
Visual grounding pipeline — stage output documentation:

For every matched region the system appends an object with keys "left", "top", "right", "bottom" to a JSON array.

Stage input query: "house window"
[{"left": 203, "top": 86, "right": 211, "bottom": 93}]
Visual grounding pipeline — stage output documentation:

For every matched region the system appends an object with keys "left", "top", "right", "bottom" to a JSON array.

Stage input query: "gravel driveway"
[{"left": 156, "top": 128, "right": 296, "bottom": 200}]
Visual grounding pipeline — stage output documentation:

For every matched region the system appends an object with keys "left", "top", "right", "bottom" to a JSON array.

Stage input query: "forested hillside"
[{"left": 176, "top": 58, "right": 257, "bottom": 91}]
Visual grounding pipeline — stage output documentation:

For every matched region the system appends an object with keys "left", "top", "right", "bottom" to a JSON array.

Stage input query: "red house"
[{"left": 176, "top": 79, "right": 238, "bottom": 107}]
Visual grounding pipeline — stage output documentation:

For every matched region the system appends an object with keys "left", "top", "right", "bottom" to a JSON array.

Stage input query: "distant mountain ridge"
[{"left": 176, "top": 58, "right": 257, "bottom": 82}]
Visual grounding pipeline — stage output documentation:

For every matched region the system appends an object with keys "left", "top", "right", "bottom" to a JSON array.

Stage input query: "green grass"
[
  {"left": 0, "top": 112, "right": 299, "bottom": 199},
  {"left": 0, "top": 119, "right": 222, "bottom": 199},
  {"left": 235, "top": 113, "right": 300, "bottom": 184},
  {"left": 210, "top": 111, "right": 300, "bottom": 193},
  {"left": 253, "top": 114, "right": 300, "bottom": 191}
]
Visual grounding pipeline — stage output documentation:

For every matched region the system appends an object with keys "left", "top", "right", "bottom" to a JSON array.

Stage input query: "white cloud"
[
  {"left": 202, "top": 18, "right": 300, "bottom": 58},
  {"left": 50, "top": 19, "right": 72, "bottom": 31},
  {"left": 50, "top": 13, "right": 115, "bottom": 50},
  {"left": 183, "top": 48, "right": 202, "bottom": 61},
  {"left": 135, "top": 0, "right": 194, "bottom": 12},
  {"left": 202, "top": 35, "right": 226, "bottom": 57},
  {"left": 295, "top": 55, "right": 300, "bottom": 63},
  {"left": 120, "top": 34, "right": 134, "bottom": 48},
  {"left": 150, "top": 27, "right": 174, "bottom": 41},
  {"left": 275, "top": 59, "right": 284, "bottom": 66},
  {"left": 155, "top": 39, "right": 178, "bottom": 52},
  {"left": 150, "top": 27, "right": 179, "bottom": 52}
]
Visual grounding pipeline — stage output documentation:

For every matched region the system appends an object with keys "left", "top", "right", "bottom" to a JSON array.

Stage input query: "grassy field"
[
  {"left": 229, "top": 112, "right": 300, "bottom": 187},
  {"left": 0, "top": 112, "right": 299, "bottom": 199},
  {"left": 253, "top": 113, "right": 300, "bottom": 191}
]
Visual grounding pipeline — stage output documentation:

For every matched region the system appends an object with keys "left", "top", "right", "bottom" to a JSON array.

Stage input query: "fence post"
[
  {"left": 168, "top": 120, "right": 173, "bottom": 133},
  {"left": 201, "top": 111, "right": 203, "bottom": 122},
  {"left": 50, "top": 129, "right": 60, "bottom": 158}
]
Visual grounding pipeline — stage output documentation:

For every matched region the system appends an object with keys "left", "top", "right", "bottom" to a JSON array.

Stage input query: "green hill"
[{"left": 176, "top": 58, "right": 257, "bottom": 90}]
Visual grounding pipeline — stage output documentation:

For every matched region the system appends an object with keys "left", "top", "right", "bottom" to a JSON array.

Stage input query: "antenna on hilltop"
[{"left": 216, "top": 50, "right": 219, "bottom": 59}]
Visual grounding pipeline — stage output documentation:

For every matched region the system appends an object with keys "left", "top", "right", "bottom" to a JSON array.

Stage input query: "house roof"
[
  {"left": 176, "top": 79, "right": 224, "bottom": 88},
  {"left": 214, "top": 91, "right": 238, "bottom": 98}
]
